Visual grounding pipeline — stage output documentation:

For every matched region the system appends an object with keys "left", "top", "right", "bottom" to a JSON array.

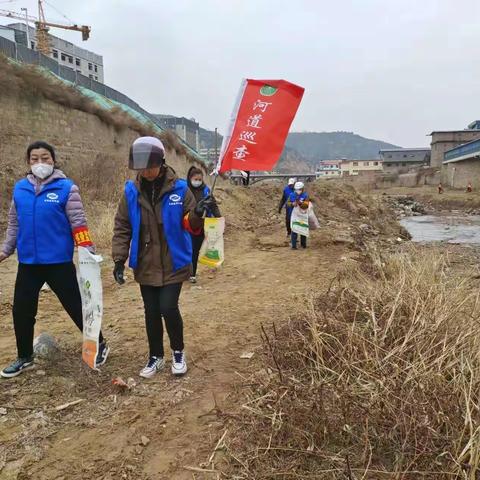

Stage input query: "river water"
[{"left": 400, "top": 215, "right": 480, "bottom": 244}]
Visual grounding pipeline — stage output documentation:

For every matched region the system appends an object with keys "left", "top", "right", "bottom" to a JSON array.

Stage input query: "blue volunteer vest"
[
  {"left": 13, "top": 177, "right": 74, "bottom": 264},
  {"left": 289, "top": 191, "right": 309, "bottom": 205},
  {"left": 125, "top": 179, "right": 193, "bottom": 271},
  {"left": 284, "top": 186, "right": 294, "bottom": 213}
]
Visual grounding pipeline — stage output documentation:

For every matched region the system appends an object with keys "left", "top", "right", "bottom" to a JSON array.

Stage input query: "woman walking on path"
[
  {"left": 186, "top": 166, "right": 221, "bottom": 283},
  {"left": 112, "top": 137, "right": 217, "bottom": 378},
  {"left": 287, "top": 181, "right": 310, "bottom": 250},
  {"left": 0, "top": 141, "right": 109, "bottom": 378}
]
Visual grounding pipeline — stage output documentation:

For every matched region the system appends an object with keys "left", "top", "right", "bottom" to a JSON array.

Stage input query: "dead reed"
[{"left": 226, "top": 247, "right": 480, "bottom": 479}]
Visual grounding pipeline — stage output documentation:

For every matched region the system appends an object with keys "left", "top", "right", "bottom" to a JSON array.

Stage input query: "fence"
[{"left": 0, "top": 35, "right": 202, "bottom": 159}]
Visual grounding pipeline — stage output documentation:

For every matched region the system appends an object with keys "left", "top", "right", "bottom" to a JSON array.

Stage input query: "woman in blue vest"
[
  {"left": 112, "top": 137, "right": 216, "bottom": 379},
  {"left": 186, "top": 166, "right": 222, "bottom": 284},
  {"left": 0, "top": 141, "right": 109, "bottom": 378},
  {"left": 287, "top": 181, "right": 310, "bottom": 249}
]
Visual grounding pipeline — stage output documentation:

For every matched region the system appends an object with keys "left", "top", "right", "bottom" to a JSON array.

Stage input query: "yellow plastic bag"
[{"left": 199, "top": 217, "right": 225, "bottom": 268}]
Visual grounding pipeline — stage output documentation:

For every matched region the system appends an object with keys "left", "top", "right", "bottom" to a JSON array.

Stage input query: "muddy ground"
[{"left": 0, "top": 183, "right": 441, "bottom": 479}]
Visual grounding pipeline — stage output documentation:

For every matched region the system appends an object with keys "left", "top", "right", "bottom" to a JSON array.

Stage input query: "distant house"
[
  {"left": 316, "top": 161, "right": 341, "bottom": 178},
  {"left": 429, "top": 122, "right": 480, "bottom": 168},
  {"left": 154, "top": 115, "right": 200, "bottom": 151},
  {"left": 379, "top": 148, "right": 430, "bottom": 173},
  {"left": 199, "top": 147, "right": 219, "bottom": 166},
  {"left": 341, "top": 159, "right": 383, "bottom": 176},
  {"left": 443, "top": 138, "right": 480, "bottom": 189}
]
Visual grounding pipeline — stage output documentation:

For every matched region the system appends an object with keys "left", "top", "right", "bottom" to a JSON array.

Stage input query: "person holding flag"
[
  {"left": 186, "top": 166, "right": 221, "bottom": 284},
  {"left": 112, "top": 137, "right": 217, "bottom": 378},
  {"left": 287, "top": 181, "right": 310, "bottom": 249},
  {"left": 278, "top": 177, "right": 296, "bottom": 236},
  {"left": 0, "top": 141, "right": 109, "bottom": 378}
]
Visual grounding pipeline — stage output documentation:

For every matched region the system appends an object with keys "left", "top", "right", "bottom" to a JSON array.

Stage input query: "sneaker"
[
  {"left": 1, "top": 357, "right": 35, "bottom": 378},
  {"left": 140, "top": 356, "right": 165, "bottom": 379},
  {"left": 189, "top": 276, "right": 197, "bottom": 284},
  {"left": 291, "top": 246, "right": 298, "bottom": 250},
  {"left": 171, "top": 350, "right": 187, "bottom": 376},
  {"left": 95, "top": 342, "right": 110, "bottom": 368}
]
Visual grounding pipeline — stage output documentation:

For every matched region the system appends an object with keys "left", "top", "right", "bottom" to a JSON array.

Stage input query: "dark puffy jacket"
[{"left": 112, "top": 166, "right": 202, "bottom": 287}]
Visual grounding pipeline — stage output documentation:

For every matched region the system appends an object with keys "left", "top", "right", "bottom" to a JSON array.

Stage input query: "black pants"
[
  {"left": 291, "top": 232, "right": 307, "bottom": 248},
  {"left": 140, "top": 283, "right": 184, "bottom": 357},
  {"left": 190, "top": 233, "right": 205, "bottom": 277},
  {"left": 285, "top": 209, "right": 292, "bottom": 235},
  {"left": 12, "top": 262, "right": 104, "bottom": 358}
]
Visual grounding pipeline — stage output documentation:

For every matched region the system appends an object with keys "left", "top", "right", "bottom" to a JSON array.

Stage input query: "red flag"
[{"left": 217, "top": 79, "right": 304, "bottom": 173}]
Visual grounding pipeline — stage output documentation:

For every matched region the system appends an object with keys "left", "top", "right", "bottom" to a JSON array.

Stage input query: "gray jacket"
[{"left": 1, "top": 169, "right": 91, "bottom": 257}]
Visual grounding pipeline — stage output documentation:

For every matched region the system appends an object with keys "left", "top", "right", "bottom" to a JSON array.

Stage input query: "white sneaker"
[
  {"left": 189, "top": 276, "right": 197, "bottom": 284},
  {"left": 139, "top": 356, "right": 165, "bottom": 378},
  {"left": 171, "top": 350, "right": 187, "bottom": 376}
]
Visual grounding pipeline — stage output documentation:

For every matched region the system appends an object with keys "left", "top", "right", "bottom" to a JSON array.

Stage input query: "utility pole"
[{"left": 21, "top": 7, "right": 29, "bottom": 48}]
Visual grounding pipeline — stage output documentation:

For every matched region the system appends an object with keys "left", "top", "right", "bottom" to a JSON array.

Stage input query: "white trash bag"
[
  {"left": 77, "top": 247, "right": 103, "bottom": 369},
  {"left": 308, "top": 203, "right": 320, "bottom": 230},
  {"left": 291, "top": 206, "right": 310, "bottom": 237}
]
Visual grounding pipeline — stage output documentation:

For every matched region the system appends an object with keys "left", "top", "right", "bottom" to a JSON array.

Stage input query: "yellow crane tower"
[{"left": 0, "top": 0, "right": 90, "bottom": 55}]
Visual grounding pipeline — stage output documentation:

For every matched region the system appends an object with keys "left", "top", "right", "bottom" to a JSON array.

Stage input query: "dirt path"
[{"left": 0, "top": 218, "right": 349, "bottom": 479}]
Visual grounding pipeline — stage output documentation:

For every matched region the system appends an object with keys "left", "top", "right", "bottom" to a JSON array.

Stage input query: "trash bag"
[
  {"left": 33, "top": 333, "right": 59, "bottom": 360},
  {"left": 199, "top": 217, "right": 225, "bottom": 268},
  {"left": 308, "top": 203, "right": 320, "bottom": 230},
  {"left": 77, "top": 247, "right": 103, "bottom": 369},
  {"left": 291, "top": 206, "right": 310, "bottom": 237}
]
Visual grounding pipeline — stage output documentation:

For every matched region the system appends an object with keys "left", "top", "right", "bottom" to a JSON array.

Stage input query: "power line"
[{"left": 43, "top": 0, "right": 75, "bottom": 25}]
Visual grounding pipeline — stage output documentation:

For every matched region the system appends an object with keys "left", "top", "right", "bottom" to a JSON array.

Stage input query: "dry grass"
[
  {"left": 225, "top": 247, "right": 480, "bottom": 479},
  {"left": 86, "top": 202, "right": 118, "bottom": 250}
]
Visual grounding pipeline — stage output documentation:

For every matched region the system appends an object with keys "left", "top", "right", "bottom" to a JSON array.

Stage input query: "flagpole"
[{"left": 211, "top": 127, "right": 219, "bottom": 194}]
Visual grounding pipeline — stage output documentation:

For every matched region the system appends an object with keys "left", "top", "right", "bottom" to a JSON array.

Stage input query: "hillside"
[
  {"left": 286, "top": 131, "right": 400, "bottom": 163},
  {"left": 276, "top": 145, "right": 313, "bottom": 173},
  {"left": 199, "top": 126, "right": 222, "bottom": 149},
  {"left": 199, "top": 127, "right": 400, "bottom": 171}
]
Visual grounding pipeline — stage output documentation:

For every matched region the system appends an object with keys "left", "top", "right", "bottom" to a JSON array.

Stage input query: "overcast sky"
[{"left": 1, "top": 0, "right": 479, "bottom": 146}]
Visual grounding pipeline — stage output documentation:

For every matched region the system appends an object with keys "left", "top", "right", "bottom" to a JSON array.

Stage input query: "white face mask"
[
  {"left": 295, "top": 189, "right": 303, "bottom": 195},
  {"left": 191, "top": 180, "right": 203, "bottom": 188},
  {"left": 31, "top": 163, "right": 54, "bottom": 179}
]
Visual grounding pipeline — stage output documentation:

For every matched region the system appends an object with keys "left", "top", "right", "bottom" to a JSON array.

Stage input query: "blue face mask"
[
  {"left": 295, "top": 189, "right": 302, "bottom": 195},
  {"left": 191, "top": 180, "right": 203, "bottom": 188}
]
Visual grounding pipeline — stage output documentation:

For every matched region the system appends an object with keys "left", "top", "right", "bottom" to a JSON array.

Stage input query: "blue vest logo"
[
  {"left": 169, "top": 193, "right": 182, "bottom": 205},
  {"left": 45, "top": 192, "right": 60, "bottom": 203}
]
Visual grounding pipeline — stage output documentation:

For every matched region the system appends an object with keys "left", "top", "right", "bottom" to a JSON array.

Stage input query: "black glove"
[
  {"left": 113, "top": 261, "right": 125, "bottom": 285},
  {"left": 195, "top": 195, "right": 217, "bottom": 217}
]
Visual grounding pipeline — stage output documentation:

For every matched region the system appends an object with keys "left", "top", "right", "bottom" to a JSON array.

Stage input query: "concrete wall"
[
  {"left": 0, "top": 94, "right": 203, "bottom": 230},
  {"left": 443, "top": 159, "right": 480, "bottom": 189},
  {"left": 383, "top": 161, "right": 427, "bottom": 174},
  {"left": 430, "top": 131, "right": 480, "bottom": 168}
]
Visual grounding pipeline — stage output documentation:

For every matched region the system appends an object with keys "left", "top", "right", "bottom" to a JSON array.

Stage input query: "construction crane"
[{"left": 0, "top": 0, "right": 90, "bottom": 55}]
